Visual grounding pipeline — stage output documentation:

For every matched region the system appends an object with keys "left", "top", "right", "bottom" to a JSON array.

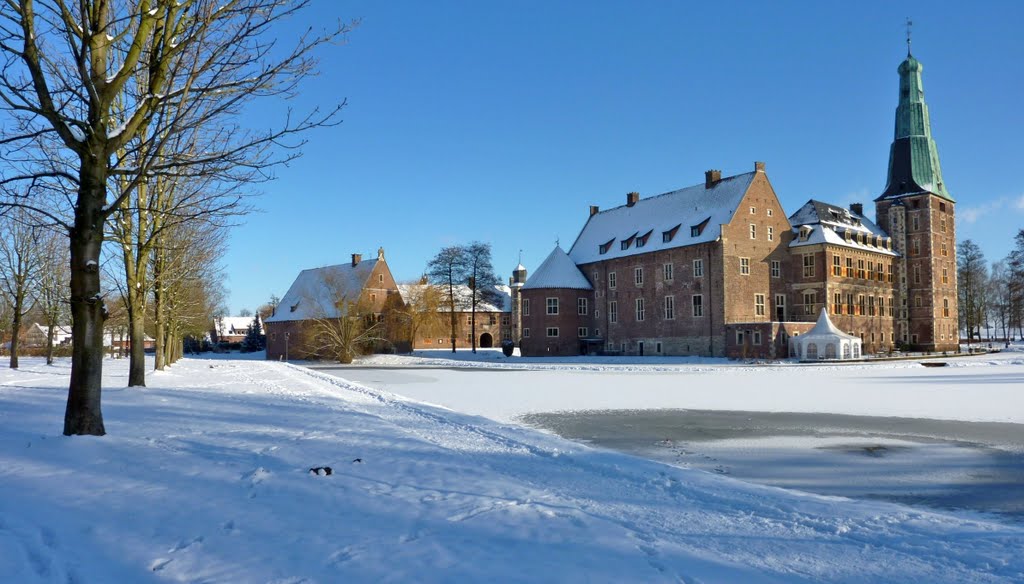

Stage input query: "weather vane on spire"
[{"left": 906, "top": 17, "right": 913, "bottom": 56}]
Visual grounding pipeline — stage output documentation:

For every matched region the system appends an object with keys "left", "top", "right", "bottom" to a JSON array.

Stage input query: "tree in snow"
[
  {"left": 463, "top": 241, "right": 502, "bottom": 353},
  {"left": 36, "top": 227, "right": 71, "bottom": 365},
  {"left": 241, "top": 314, "right": 264, "bottom": 352},
  {"left": 957, "top": 239, "right": 987, "bottom": 346},
  {"left": 426, "top": 246, "right": 468, "bottom": 353},
  {"left": 0, "top": 209, "right": 45, "bottom": 368},
  {"left": 0, "top": 1, "right": 352, "bottom": 434},
  {"left": 1008, "top": 229, "right": 1024, "bottom": 341}
]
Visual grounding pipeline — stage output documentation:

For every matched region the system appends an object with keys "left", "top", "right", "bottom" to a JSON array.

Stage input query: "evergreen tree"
[{"left": 241, "top": 314, "right": 265, "bottom": 352}]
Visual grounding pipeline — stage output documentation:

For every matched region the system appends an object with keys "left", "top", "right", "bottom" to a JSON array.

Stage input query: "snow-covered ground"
[{"left": 1, "top": 356, "right": 1022, "bottom": 582}]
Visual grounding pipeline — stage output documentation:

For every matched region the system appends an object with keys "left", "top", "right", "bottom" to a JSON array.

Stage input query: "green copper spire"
[{"left": 878, "top": 53, "right": 954, "bottom": 202}]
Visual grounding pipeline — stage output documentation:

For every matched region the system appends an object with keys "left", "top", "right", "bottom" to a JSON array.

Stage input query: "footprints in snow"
[{"left": 151, "top": 535, "right": 206, "bottom": 572}]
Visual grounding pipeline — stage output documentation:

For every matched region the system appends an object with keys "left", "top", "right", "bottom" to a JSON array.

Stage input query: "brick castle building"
[{"left": 519, "top": 50, "right": 958, "bottom": 358}]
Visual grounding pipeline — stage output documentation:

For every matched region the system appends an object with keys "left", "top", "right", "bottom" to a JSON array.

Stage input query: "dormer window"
[
  {"left": 690, "top": 217, "right": 711, "bottom": 238},
  {"left": 290, "top": 301, "right": 300, "bottom": 313},
  {"left": 620, "top": 232, "right": 638, "bottom": 250},
  {"left": 635, "top": 230, "right": 652, "bottom": 248},
  {"left": 662, "top": 224, "right": 680, "bottom": 243},
  {"left": 799, "top": 226, "right": 812, "bottom": 241},
  {"left": 599, "top": 239, "right": 615, "bottom": 255}
]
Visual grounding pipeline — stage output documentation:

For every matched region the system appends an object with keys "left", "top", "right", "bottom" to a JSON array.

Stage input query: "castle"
[{"left": 516, "top": 49, "right": 958, "bottom": 358}]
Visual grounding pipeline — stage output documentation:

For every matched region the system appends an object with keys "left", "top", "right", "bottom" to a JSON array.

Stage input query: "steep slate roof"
[
  {"left": 397, "top": 283, "right": 511, "bottom": 313},
  {"left": 788, "top": 200, "right": 898, "bottom": 256},
  {"left": 568, "top": 172, "right": 756, "bottom": 265},
  {"left": 523, "top": 246, "right": 593, "bottom": 290},
  {"left": 265, "top": 259, "right": 380, "bottom": 323}
]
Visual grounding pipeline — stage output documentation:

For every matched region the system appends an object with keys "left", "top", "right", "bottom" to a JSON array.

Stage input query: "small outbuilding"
[{"left": 791, "top": 308, "right": 862, "bottom": 360}]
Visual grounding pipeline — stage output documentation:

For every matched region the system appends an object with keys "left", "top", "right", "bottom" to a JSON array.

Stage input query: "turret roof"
[{"left": 522, "top": 246, "right": 593, "bottom": 290}]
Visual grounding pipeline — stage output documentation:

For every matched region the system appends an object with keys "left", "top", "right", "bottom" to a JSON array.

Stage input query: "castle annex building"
[{"left": 520, "top": 51, "right": 958, "bottom": 358}]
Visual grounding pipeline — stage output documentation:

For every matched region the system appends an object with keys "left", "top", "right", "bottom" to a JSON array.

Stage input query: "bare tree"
[
  {"left": 1009, "top": 230, "right": 1024, "bottom": 341},
  {"left": 397, "top": 280, "right": 447, "bottom": 351},
  {"left": 304, "top": 272, "right": 387, "bottom": 363},
  {"left": 426, "top": 246, "right": 468, "bottom": 353},
  {"left": 0, "top": 209, "right": 44, "bottom": 368},
  {"left": 0, "top": 1, "right": 350, "bottom": 434},
  {"left": 36, "top": 227, "right": 71, "bottom": 365},
  {"left": 463, "top": 241, "right": 501, "bottom": 353}
]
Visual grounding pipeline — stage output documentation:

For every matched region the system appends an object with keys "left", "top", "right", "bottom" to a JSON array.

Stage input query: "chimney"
[
  {"left": 705, "top": 169, "right": 722, "bottom": 188},
  {"left": 626, "top": 192, "right": 639, "bottom": 207},
  {"left": 351, "top": 253, "right": 362, "bottom": 266},
  {"left": 850, "top": 203, "right": 863, "bottom": 217},
  {"left": 754, "top": 161, "right": 766, "bottom": 172},
  {"left": 589, "top": 205, "right": 600, "bottom": 216}
]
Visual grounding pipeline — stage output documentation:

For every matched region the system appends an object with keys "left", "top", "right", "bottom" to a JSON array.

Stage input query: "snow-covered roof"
[
  {"left": 266, "top": 259, "right": 380, "bottom": 323},
  {"left": 800, "top": 308, "right": 860, "bottom": 342},
  {"left": 398, "top": 283, "right": 511, "bottom": 313},
  {"left": 568, "top": 172, "right": 756, "bottom": 265},
  {"left": 788, "top": 200, "right": 897, "bottom": 256},
  {"left": 523, "top": 246, "right": 593, "bottom": 290},
  {"left": 214, "top": 316, "right": 261, "bottom": 336}
]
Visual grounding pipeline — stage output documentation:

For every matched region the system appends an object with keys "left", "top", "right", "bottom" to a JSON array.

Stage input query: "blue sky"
[{"left": 224, "top": 1, "right": 1024, "bottom": 315}]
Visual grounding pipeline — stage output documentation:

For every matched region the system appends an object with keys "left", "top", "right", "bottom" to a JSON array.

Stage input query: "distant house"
[
  {"left": 212, "top": 315, "right": 262, "bottom": 344},
  {"left": 398, "top": 283, "right": 512, "bottom": 350},
  {"left": 264, "top": 248, "right": 404, "bottom": 360},
  {"left": 24, "top": 323, "right": 73, "bottom": 348}
]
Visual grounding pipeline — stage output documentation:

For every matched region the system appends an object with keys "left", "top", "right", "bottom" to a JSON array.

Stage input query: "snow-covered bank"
[
  {"left": 1, "top": 358, "right": 1022, "bottom": 583},
  {"left": 335, "top": 349, "right": 1024, "bottom": 424}
]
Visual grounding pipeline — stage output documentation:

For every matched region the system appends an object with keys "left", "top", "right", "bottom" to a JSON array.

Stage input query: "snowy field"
[{"left": 1, "top": 356, "right": 1023, "bottom": 583}]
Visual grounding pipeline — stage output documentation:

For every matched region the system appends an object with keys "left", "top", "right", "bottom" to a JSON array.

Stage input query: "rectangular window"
[
  {"left": 753, "top": 331, "right": 762, "bottom": 345},
  {"left": 767, "top": 226, "right": 774, "bottom": 241},
  {"left": 523, "top": 329, "right": 530, "bottom": 338},
  {"left": 635, "top": 267, "right": 644, "bottom": 286},
  {"left": 943, "top": 298, "right": 950, "bottom": 317},
  {"left": 750, "top": 224, "right": 756, "bottom": 239},
  {"left": 663, "top": 263, "right": 674, "bottom": 281},
  {"left": 857, "top": 259, "right": 865, "bottom": 279},
  {"left": 577, "top": 298, "right": 588, "bottom": 315},
  {"left": 912, "top": 215, "right": 920, "bottom": 230},
  {"left": 915, "top": 296, "right": 922, "bottom": 308},
  {"left": 609, "top": 301, "right": 618, "bottom": 324},
  {"left": 656, "top": 342, "right": 662, "bottom": 353},
  {"left": 690, "top": 226, "right": 700, "bottom": 237},
  {"left": 775, "top": 294, "right": 786, "bottom": 321},
  {"left": 833, "top": 255, "right": 841, "bottom": 276},
  {"left": 578, "top": 327, "right": 588, "bottom": 338},
  {"left": 868, "top": 296, "right": 875, "bottom": 316},
  {"left": 767, "top": 208, "right": 773, "bottom": 217},
  {"left": 846, "top": 293, "right": 854, "bottom": 315},
  {"left": 546, "top": 297, "right": 559, "bottom": 315},
  {"left": 940, "top": 218, "right": 947, "bottom": 233},
  {"left": 846, "top": 257, "right": 853, "bottom": 277},
  {"left": 522, "top": 299, "right": 530, "bottom": 316},
  {"left": 740, "top": 257, "right": 750, "bottom": 275},
  {"left": 803, "top": 291, "right": 816, "bottom": 315},
  {"left": 750, "top": 206, "right": 756, "bottom": 214},
  {"left": 502, "top": 314, "right": 510, "bottom": 326},
  {"left": 803, "top": 255, "right": 814, "bottom": 278},
  {"left": 912, "top": 239, "right": 920, "bottom": 255},
  {"left": 858, "top": 295, "right": 865, "bottom": 315},
  {"left": 755, "top": 294, "right": 765, "bottom": 316},
  {"left": 635, "top": 298, "right": 645, "bottom": 321},
  {"left": 914, "top": 266, "right": 921, "bottom": 284},
  {"left": 693, "top": 259, "right": 704, "bottom": 278},
  {"left": 770, "top": 260, "right": 780, "bottom": 278},
  {"left": 546, "top": 327, "right": 559, "bottom": 337},
  {"left": 942, "top": 268, "right": 948, "bottom": 284},
  {"left": 736, "top": 330, "right": 744, "bottom": 345},
  {"left": 941, "top": 242, "right": 948, "bottom": 256},
  {"left": 867, "top": 261, "right": 874, "bottom": 279},
  {"left": 692, "top": 295, "right": 703, "bottom": 317},
  {"left": 833, "top": 292, "right": 842, "bottom": 314},
  {"left": 608, "top": 272, "right": 616, "bottom": 289},
  {"left": 887, "top": 264, "right": 894, "bottom": 283},
  {"left": 664, "top": 295, "right": 675, "bottom": 320}
]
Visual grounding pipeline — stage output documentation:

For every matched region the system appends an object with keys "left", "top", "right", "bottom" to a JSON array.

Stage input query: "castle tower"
[
  {"left": 875, "top": 47, "right": 958, "bottom": 352},
  {"left": 509, "top": 262, "right": 527, "bottom": 345}
]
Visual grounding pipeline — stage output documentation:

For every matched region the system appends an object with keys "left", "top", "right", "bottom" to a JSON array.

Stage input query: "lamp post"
[{"left": 285, "top": 332, "right": 290, "bottom": 362}]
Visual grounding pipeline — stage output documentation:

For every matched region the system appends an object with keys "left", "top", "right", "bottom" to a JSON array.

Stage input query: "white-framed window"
[
  {"left": 771, "top": 260, "right": 781, "bottom": 278},
  {"left": 736, "top": 330, "right": 744, "bottom": 345},
  {"left": 767, "top": 209, "right": 773, "bottom": 217},
  {"left": 750, "top": 206, "right": 756, "bottom": 214},
  {"left": 522, "top": 329, "right": 530, "bottom": 338},
  {"left": 578, "top": 327, "right": 588, "bottom": 338},
  {"left": 634, "top": 267, "right": 644, "bottom": 286},
  {"left": 755, "top": 294, "right": 765, "bottom": 316},
  {"left": 664, "top": 295, "right": 675, "bottom": 320},
  {"left": 663, "top": 263, "right": 673, "bottom": 281},
  {"left": 522, "top": 299, "right": 530, "bottom": 316},
  {"left": 750, "top": 224, "right": 756, "bottom": 239},
  {"left": 693, "top": 259, "right": 704, "bottom": 278},
  {"left": 546, "top": 327, "right": 559, "bottom": 337},
  {"left": 577, "top": 297, "right": 588, "bottom": 315},
  {"left": 635, "top": 298, "right": 645, "bottom": 322},
  {"left": 775, "top": 294, "right": 786, "bottom": 321},
  {"left": 609, "top": 301, "right": 618, "bottom": 324},
  {"left": 753, "top": 331, "right": 762, "bottom": 345},
  {"left": 740, "top": 257, "right": 750, "bottom": 275},
  {"left": 767, "top": 226, "right": 774, "bottom": 241},
  {"left": 378, "top": 274, "right": 384, "bottom": 283},
  {"left": 546, "top": 297, "right": 559, "bottom": 315},
  {"left": 803, "top": 291, "right": 816, "bottom": 315},
  {"left": 802, "top": 254, "right": 814, "bottom": 277},
  {"left": 608, "top": 272, "right": 617, "bottom": 289},
  {"left": 692, "top": 294, "right": 703, "bottom": 317}
]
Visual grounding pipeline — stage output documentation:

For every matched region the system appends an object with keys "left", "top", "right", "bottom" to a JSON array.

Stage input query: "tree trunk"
[
  {"left": 63, "top": 166, "right": 107, "bottom": 436},
  {"left": 152, "top": 244, "right": 165, "bottom": 371},
  {"left": 46, "top": 323, "right": 55, "bottom": 365},
  {"left": 126, "top": 283, "right": 147, "bottom": 386},
  {"left": 9, "top": 291, "right": 23, "bottom": 369}
]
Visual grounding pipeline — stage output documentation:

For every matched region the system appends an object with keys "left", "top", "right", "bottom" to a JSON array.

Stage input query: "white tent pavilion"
[{"left": 792, "top": 308, "right": 863, "bottom": 360}]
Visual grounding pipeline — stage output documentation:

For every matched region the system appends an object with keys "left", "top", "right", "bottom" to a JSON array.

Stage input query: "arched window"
[
  {"left": 825, "top": 344, "right": 837, "bottom": 359},
  {"left": 842, "top": 343, "right": 851, "bottom": 359},
  {"left": 806, "top": 343, "right": 818, "bottom": 360},
  {"left": 852, "top": 344, "right": 860, "bottom": 359}
]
